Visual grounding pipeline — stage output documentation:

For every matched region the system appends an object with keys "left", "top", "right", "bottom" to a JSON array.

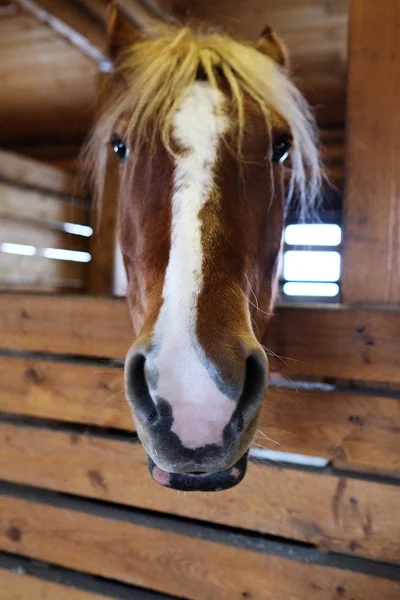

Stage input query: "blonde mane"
[{"left": 88, "top": 25, "right": 321, "bottom": 218}]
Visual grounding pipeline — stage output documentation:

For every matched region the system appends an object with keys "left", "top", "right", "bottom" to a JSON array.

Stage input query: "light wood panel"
[
  {"left": 0, "top": 183, "right": 88, "bottom": 225},
  {"left": 0, "top": 569, "right": 111, "bottom": 600},
  {"left": 0, "top": 253, "right": 86, "bottom": 290},
  {"left": 0, "top": 494, "right": 398, "bottom": 600},
  {"left": 2, "top": 294, "right": 400, "bottom": 383},
  {"left": 0, "top": 220, "right": 89, "bottom": 251},
  {"left": 0, "top": 357, "right": 126, "bottom": 429},
  {"left": 0, "top": 356, "right": 399, "bottom": 474},
  {"left": 0, "top": 422, "right": 399, "bottom": 563},
  {"left": 341, "top": 0, "right": 400, "bottom": 303},
  {"left": 0, "top": 149, "right": 83, "bottom": 198}
]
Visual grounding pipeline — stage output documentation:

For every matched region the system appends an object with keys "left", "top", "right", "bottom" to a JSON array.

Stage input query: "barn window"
[{"left": 280, "top": 222, "right": 342, "bottom": 301}]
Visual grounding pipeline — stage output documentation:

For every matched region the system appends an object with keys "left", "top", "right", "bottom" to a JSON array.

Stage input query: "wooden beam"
[
  {"left": 87, "top": 147, "right": 118, "bottom": 294},
  {"left": 1, "top": 294, "right": 400, "bottom": 383},
  {"left": 0, "top": 355, "right": 399, "bottom": 475},
  {"left": 16, "top": 0, "right": 111, "bottom": 71},
  {"left": 342, "top": 0, "right": 400, "bottom": 303},
  {"left": 0, "top": 494, "right": 399, "bottom": 599}
]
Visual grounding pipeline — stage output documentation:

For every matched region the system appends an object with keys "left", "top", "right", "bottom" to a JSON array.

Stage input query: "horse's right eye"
[{"left": 110, "top": 134, "right": 129, "bottom": 162}]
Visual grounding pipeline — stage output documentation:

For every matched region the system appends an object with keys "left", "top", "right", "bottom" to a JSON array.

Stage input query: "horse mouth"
[{"left": 147, "top": 452, "right": 249, "bottom": 492}]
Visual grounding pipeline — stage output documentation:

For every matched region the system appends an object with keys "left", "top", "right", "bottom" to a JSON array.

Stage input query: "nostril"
[
  {"left": 237, "top": 352, "right": 267, "bottom": 421},
  {"left": 127, "top": 353, "right": 158, "bottom": 425},
  {"left": 236, "top": 411, "right": 244, "bottom": 433}
]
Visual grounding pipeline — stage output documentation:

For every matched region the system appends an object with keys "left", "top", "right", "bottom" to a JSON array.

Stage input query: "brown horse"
[{"left": 88, "top": 6, "right": 321, "bottom": 492}]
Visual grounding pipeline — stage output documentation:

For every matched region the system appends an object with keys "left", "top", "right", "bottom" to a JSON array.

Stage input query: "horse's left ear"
[{"left": 255, "top": 25, "right": 289, "bottom": 69}]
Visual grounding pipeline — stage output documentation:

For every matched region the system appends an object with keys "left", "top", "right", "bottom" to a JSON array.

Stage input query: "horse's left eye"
[
  {"left": 272, "top": 134, "right": 292, "bottom": 164},
  {"left": 110, "top": 134, "right": 129, "bottom": 162}
]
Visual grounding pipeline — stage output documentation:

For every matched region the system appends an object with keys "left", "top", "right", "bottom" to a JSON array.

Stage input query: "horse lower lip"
[{"left": 147, "top": 453, "right": 249, "bottom": 492}]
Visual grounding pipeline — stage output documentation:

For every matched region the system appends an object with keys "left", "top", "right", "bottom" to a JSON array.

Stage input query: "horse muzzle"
[{"left": 148, "top": 451, "right": 249, "bottom": 492}]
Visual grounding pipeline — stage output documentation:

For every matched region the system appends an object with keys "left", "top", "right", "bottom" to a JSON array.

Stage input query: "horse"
[{"left": 87, "top": 4, "right": 321, "bottom": 492}]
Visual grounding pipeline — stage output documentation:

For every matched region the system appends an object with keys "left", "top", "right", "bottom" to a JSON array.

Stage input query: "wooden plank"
[
  {"left": 0, "top": 569, "right": 110, "bottom": 600},
  {"left": 0, "top": 357, "right": 127, "bottom": 429},
  {"left": 0, "top": 183, "right": 88, "bottom": 225},
  {"left": 1, "top": 423, "right": 399, "bottom": 563},
  {"left": 0, "top": 220, "right": 89, "bottom": 252},
  {"left": 0, "top": 356, "right": 399, "bottom": 474},
  {"left": 0, "top": 253, "right": 86, "bottom": 290},
  {"left": 2, "top": 294, "right": 400, "bottom": 383},
  {"left": 16, "top": 0, "right": 110, "bottom": 70},
  {"left": 342, "top": 0, "right": 400, "bottom": 303},
  {"left": 87, "top": 142, "right": 118, "bottom": 294},
  {"left": 0, "top": 494, "right": 398, "bottom": 600},
  {"left": 266, "top": 304, "right": 400, "bottom": 384},
  {"left": 0, "top": 149, "right": 83, "bottom": 199}
]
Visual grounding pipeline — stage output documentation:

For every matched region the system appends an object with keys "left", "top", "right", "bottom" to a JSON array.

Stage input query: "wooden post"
[
  {"left": 341, "top": 0, "right": 400, "bottom": 304},
  {"left": 87, "top": 146, "right": 119, "bottom": 295}
]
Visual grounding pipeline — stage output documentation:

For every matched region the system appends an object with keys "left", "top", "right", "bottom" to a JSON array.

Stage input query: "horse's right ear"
[
  {"left": 108, "top": 1, "right": 143, "bottom": 61},
  {"left": 255, "top": 25, "right": 289, "bottom": 69}
]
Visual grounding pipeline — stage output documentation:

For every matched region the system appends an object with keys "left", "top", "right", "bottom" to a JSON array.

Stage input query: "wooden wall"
[
  {"left": 0, "top": 149, "right": 90, "bottom": 291},
  {"left": 0, "top": 295, "right": 399, "bottom": 598}
]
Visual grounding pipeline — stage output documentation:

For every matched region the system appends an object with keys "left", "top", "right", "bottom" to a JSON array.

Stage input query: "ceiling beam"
[
  {"left": 16, "top": 0, "right": 112, "bottom": 71},
  {"left": 16, "top": 0, "right": 173, "bottom": 70}
]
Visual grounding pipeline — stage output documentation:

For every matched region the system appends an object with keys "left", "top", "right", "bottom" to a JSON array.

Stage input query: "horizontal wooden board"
[
  {"left": 0, "top": 357, "right": 127, "bottom": 429},
  {"left": 0, "top": 182, "right": 88, "bottom": 225},
  {"left": 0, "top": 356, "right": 399, "bottom": 474},
  {"left": 0, "top": 569, "right": 110, "bottom": 600},
  {"left": 1, "top": 294, "right": 400, "bottom": 383},
  {"left": 0, "top": 494, "right": 398, "bottom": 600},
  {"left": 0, "top": 422, "right": 399, "bottom": 564},
  {"left": 0, "top": 253, "right": 86, "bottom": 290},
  {"left": 0, "top": 220, "right": 89, "bottom": 252},
  {"left": 0, "top": 149, "right": 83, "bottom": 199},
  {"left": 267, "top": 304, "right": 400, "bottom": 383}
]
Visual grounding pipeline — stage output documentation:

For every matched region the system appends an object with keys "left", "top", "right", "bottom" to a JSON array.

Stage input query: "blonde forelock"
[{"left": 87, "top": 25, "right": 322, "bottom": 218}]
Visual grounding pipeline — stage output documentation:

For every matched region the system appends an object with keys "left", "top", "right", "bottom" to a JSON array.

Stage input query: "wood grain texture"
[
  {"left": 0, "top": 494, "right": 399, "bottom": 600},
  {"left": 16, "top": 0, "right": 108, "bottom": 67},
  {"left": 0, "top": 183, "right": 88, "bottom": 225},
  {"left": 342, "top": 0, "right": 400, "bottom": 303},
  {"left": 87, "top": 136, "right": 118, "bottom": 295},
  {"left": 0, "top": 149, "right": 83, "bottom": 199},
  {"left": 0, "top": 357, "right": 127, "bottom": 429},
  {"left": 0, "top": 569, "right": 108, "bottom": 600},
  {"left": 0, "top": 11, "right": 98, "bottom": 144},
  {"left": 0, "top": 422, "right": 399, "bottom": 563},
  {"left": 2, "top": 294, "right": 400, "bottom": 383},
  {"left": 267, "top": 304, "right": 400, "bottom": 384},
  {"left": 0, "top": 220, "right": 89, "bottom": 252},
  {"left": 0, "top": 356, "right": 399, "bottom": 474},
  {"left": 0, "top": 253, "right": 86, "bottom": 290}
]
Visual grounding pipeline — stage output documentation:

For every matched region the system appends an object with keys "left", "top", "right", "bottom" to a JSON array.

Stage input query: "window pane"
[
  {"left": 283, "top": 251, "right": 341, "bottom": 282},
  {"left": 283, "top": 282, "right": 339, "bottom": 297},
  {"left": 285, "top": 224, "right": 341, "bottom": 246}
]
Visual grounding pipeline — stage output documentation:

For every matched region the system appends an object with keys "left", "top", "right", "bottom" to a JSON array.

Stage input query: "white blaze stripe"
[{"left": 150, "top": 82, "right": 235, "bottom": 450}]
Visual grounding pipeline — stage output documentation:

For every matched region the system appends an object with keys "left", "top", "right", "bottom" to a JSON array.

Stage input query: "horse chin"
[{"left": 147, "top": 451, "right": 249, "bottom": 492}]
